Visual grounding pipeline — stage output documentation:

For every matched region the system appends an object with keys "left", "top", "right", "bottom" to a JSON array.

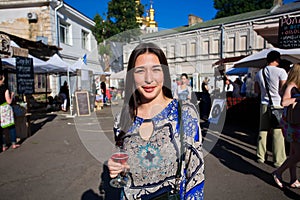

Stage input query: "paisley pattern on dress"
[{"left": 114, "top": 99, "right": 204, "bottom": 200}]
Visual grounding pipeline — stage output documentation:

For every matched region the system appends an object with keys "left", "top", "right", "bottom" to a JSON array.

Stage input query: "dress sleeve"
[{"left": 181, "top": 102, "right": 205, "bottom": 199}]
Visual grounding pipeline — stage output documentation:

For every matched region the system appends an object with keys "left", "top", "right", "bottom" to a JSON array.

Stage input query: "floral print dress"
[{"left": 114, "top": 99, "right": 205, "bottom": 200}]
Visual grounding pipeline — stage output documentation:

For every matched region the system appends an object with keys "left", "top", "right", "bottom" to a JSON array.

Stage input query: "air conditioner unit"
[{"left": 27, "top": 12, "right": 38, "bottom": 22}]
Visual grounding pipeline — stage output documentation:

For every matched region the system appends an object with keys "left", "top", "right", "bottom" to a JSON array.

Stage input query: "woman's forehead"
[{"left": 135, "top": 53, "right": 159, "bottom": 65}]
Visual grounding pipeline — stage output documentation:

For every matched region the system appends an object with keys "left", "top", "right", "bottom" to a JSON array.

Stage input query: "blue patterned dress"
[{"left": 114, "top": 99, "right": 205, "bottom": 200}]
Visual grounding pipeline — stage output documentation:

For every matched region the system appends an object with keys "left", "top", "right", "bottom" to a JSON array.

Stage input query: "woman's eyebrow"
[{"left": 152, "top": 64, "right": 162, "bottom": 68}]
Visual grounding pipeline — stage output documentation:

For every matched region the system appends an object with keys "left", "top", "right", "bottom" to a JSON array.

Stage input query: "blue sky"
[{"left": 65, "top": 0, "right": 295, "bottom": 29}]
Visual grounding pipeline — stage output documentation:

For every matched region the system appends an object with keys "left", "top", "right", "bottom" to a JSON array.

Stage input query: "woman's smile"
[{"left": 142, "top": 85, "right": 156, "bottom": 93}]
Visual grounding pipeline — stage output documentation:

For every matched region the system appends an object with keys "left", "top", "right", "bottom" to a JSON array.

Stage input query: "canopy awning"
[
  {"left": 110, "top": 69, "right": 126, "bottom": 79},
  {"left": 213, "top": 55, "right": 247, "bottom": 66},
  {"left": 46, "top": 53, "right": 72, "bottom": 73},
  {"left": 253, "top": 24, "right": 279, "bottom": 47},
  {"left": 233, "top": 47, "right": 300, "bottom": 68}
]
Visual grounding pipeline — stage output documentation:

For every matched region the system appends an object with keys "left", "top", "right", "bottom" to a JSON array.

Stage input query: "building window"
[
  {"left": 227, "top": 37, "right": 235, "bottom": 52},
  {"left": 162, "top": 46, "right": 167, "bottom": 56},
  {"left": 240, "top": 35, "right": 247, "bottom": 51},
  {"left": 168, "top": 45, "right": 175, "bottom": 58},
  {"left": 203, "top": 41, "right": 209, "bottom": 55},
  {"left": 59, "top": 21, "right": 71, "bottom": 45},
  {"left": 181, "top": 44, "right": 187, "bottom": 57},
  {"left": 212, "top": 39, "right": 219, "bottom": 54},
  {"left": 190, "top": 43, "right": 196, "bottom": 56},
  {"left": 81, "top": 30, "right": 89, "bottom": 50},
  {"left": 37, "top": 74, "right": 46, "bottom": 89}
]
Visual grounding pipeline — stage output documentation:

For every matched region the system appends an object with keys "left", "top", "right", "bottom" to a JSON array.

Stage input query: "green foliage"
[
  {"left": 93, "top": 0, "right": 144, "bottom": 44},
  {"left": 213, "top": 0, "right": 274, "bottom": 19},
  {"left": 98, "top": 43, "right": 111, "bottom": 56}
]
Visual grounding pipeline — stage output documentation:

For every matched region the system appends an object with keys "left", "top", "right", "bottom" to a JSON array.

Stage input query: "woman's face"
[
  {"left": 133, "top": 53, "right": 164, "bottom": 102},
  {"left": 181, "top": 76, "right": 188, "bottom": 85}
]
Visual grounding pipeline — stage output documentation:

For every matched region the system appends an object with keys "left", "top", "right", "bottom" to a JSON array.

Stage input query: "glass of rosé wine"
[{"left": 109, "top": 148, "right": 129, "bottom": 188}]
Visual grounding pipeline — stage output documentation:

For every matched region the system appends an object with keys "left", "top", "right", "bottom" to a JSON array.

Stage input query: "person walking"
[
  {"left": 254, "top": 50, "right": 287, "bottom": 167},
  {"left": 200, "top": 77, "right": 211, "bottom": 120},
  {"left": 59, "top": 81, "right": 69, "bottom": 112},
  {"left": 108, "top": 42, "right": 205, "bottom": 199},
  {"left": 0, "top": 72, "right": 20, "bottom": 151},
  {"left": 174, "top": 73, "right": 192, "bottom": 101},
  {"left": 171, "top": 78, "right": 178, "bottom": 97},
  {"left": 272, "top": 63, "right": 300, "bottom": 189}
]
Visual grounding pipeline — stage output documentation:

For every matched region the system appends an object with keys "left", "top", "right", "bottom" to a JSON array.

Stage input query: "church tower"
[
  {"left": 145, "top": 2, "right": 158, "bottom": 33},
  {"left": 135, "top": 0, "right": 158, "bottom": 33}
]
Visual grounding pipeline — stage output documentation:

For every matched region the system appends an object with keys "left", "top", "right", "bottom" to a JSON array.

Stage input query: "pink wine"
[{"left": 111, "top": 152, "right": 129, "bottom": 164}]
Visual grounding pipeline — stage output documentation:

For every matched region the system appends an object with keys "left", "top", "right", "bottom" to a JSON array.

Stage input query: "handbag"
[
  {"left": 145, "top": 101, "right": 183, "bottom": 200},
  {"left": 0, "top": 102, "right": 15, "bottom": 128},
  {"left": 262, "top": 68, "right": 284, "bottom": 128}
]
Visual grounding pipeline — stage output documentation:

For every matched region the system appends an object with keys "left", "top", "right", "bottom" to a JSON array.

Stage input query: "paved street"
[{"left": 0, "top": 106, "right": 299, "bottom": 200}]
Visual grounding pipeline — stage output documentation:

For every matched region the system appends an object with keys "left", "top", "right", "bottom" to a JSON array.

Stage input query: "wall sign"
[
  {"left": 16, "top": 57, "right": 34, "bottom": 94},
  {"left": 278, "top": 17, "right": 300, "bottom": 49}
]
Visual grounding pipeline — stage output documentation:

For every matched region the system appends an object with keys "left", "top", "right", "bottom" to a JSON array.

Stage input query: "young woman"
[
  {"left": 272, "top": 63, "right": 300, "bottom": 189},
  {"left": 174, "top": 73, "right": 192, "bottom": 101},
  {"left": 0, "top": 72, "right": 20, "bottom": 151},
  {"left": 108, "top": 43, "right": 205, "bottom": 199}
]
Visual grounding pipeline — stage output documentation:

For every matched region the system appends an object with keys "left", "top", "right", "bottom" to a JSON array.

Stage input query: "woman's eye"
[
  {"left": 153, "top": 67, "right": 162, "bottom": 72},
  {"left": 134, "top": 69, "right": 145, "bottom": 73}
]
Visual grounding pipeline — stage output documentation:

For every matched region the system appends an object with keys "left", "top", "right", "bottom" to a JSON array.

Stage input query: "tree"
[
  {"left": 213, "top": 0, "right": 274, "bottom": 19},
  {"left": 92, "top": 0, "right": 144, "bottom": 72},
  {"left": 92, "top": 0, "right": 144, "bottom": 43}
]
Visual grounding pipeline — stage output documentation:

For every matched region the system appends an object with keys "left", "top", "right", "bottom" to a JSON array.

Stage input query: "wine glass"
[{"left": 109, "top": 148, "right": 129, "bottom": 188}]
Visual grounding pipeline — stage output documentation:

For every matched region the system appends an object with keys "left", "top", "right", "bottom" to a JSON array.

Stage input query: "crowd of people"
[
  {"left": 107, "top": 45, "right": 300, "bottom": 200},
  {"left": 1, "top": 42, "right": 299, "bottom": 197}
]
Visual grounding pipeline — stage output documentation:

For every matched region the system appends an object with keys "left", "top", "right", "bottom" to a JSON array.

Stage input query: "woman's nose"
[{"left": 145, "top": 70, "right": 153, "bottom": 84}]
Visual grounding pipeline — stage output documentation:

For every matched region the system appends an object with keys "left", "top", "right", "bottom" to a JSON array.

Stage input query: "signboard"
[
  {"left": 75, "top": 91, "right": 91, "bottom": 116},
  {"left": 208, "top": 99, "right": 225, "bottom": 124},
  {"left": 16, "top": 57, "right": 34, "bottom": 94},
  {"left": 278, "top": 17, "right": 300, "bottom": 49},
  {"left": 12, "top": 46, "right": 28, "bottom": 57}
]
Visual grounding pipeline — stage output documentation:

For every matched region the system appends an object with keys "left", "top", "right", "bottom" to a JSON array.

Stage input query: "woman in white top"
[{"left": 174, "top": 73, "right": 192, "bottom": 101}]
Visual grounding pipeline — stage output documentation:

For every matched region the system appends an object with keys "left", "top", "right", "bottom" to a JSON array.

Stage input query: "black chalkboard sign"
[
  {"left": 75, "top": 91, "right": 90, "bottom": 116},
  {"left": 16, "top": 57, "right": 34, "bottom": 94},
  {"left": 278, "top": 17, "right": 300, "bottom": 49}
]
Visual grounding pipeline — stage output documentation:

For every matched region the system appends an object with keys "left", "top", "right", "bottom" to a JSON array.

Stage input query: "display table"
[{"left": 225, "top": 97, "right": 260, "bottom": 130}]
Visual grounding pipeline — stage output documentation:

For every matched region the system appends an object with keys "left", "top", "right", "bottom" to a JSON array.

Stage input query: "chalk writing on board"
[
  {"left": 75, "top": 91, "right": 90, "bottom": 116},
  {"left": 16, "top": 57, "right": 34, "bottom": 94},
  {"left": 278, "top": 17, "right": 300, "bottom": 49}
]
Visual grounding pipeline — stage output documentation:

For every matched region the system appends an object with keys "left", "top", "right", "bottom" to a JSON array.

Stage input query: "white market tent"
[
  {"left": 70, "top": 59, "right": 104, "bottom": 75},
  {"left": 46, "top": 53, "right": 74, "bottom": 73},
  {"left": 110, "top": 69, "right": 126, "bottom": 79},
  {"left": 1, "top": 55, "right": 66, "bottom": 74},
  {"left": 233, "top": 47, "right": 300, "bottom": 68}
]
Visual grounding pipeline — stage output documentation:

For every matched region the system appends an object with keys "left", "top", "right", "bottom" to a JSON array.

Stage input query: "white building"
[
  {"left": 0, "top": 0, "right": 102, "bottom": 95},
  {"left": 124, "top": 0, "right": 300, "bottom": 93}
]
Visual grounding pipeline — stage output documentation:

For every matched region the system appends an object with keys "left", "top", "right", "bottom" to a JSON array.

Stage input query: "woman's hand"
[{"left": 107, "top": 158, "right": 130, "bottom": 178}]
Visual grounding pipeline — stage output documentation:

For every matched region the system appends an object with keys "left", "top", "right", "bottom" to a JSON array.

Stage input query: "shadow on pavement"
[
  {"left": 206, "top": 124, "right": 300, "bottom": 199},
  {"left": 98, "top": 160, "right": 122, "bottom": 200},
  {"left": 81, "top": 189, "right": 102, "bottom": 200},
  {"left": 30, "top": 113, "right": 57, "bottom": 136}
]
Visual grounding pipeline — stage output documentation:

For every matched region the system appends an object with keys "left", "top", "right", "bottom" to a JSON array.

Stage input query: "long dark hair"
[{"left": 118, "top": 42, "right": 172, "bottom": 140}]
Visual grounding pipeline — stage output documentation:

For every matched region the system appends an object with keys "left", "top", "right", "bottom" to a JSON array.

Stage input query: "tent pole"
[
  {"left": 67, "top": 68, "right": 73, "bottom": 116},
  {"left": 45, "top": 73, "right": 48, "bottom": 107}
]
